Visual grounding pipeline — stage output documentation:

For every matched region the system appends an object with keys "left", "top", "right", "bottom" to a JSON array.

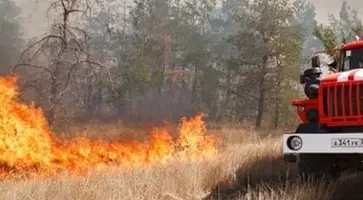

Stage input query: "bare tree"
[{"left": 12, "top": 0, "right": 102, "bottom": 126}]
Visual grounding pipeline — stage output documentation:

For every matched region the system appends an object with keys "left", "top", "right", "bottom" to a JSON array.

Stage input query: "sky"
[{"left": 13, "top": 0, "right": 363, "bottom": 39}]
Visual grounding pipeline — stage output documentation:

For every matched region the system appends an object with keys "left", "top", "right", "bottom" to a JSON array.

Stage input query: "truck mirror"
[{"left": 311, "top": 55, "right": 320, "bottom": 68}]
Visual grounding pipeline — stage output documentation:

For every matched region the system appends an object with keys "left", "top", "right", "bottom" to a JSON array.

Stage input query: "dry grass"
[{"left": 1, "top": 123, "right": 363, "bottom": 200}]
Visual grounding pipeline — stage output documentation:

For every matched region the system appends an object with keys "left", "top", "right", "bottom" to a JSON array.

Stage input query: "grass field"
[{"left": 1, "top": 123, "right": 363, "bottom": 200}]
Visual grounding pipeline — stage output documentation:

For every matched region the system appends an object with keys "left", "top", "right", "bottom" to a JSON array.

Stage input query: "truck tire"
[{"left": 297, "top": 156, "right": 340, "bottom": 182}]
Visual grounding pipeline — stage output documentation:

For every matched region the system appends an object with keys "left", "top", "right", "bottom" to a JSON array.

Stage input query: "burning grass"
[
  {"left": 1, "top": 124, "right": 363, "bottom": 200},
  {"left": 0, "top": 75, "right": 218, "bottom": 179},
  {"left": 0, "top": 130, "right": 283, "bottom": 200}
]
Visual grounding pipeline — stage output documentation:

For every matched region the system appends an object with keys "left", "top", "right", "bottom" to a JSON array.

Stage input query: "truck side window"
[{"left": 350, "top": 48, "right": 363, "bottom": 69}]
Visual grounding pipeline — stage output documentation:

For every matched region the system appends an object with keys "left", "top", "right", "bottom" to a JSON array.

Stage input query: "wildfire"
[{"left": 0, "top": 75, "right": 218, "bottom": 180}]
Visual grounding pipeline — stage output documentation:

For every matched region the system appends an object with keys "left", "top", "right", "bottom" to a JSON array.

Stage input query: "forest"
[{"left": 1, "top": 0, "right": 362, "bottom": 129}]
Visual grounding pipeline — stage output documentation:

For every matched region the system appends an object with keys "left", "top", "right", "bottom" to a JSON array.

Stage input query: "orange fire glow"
[{"left": 0, "top": 75, "right": 218, "bottom": 179}]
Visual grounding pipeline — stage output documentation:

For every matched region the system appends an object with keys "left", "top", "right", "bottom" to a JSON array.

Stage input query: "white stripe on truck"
[
  {"left": 354, "top": 69, "right": 363, "bottom": 81},
  {"left": 337, "top": 71, "right": 351, "bottom": 82}
]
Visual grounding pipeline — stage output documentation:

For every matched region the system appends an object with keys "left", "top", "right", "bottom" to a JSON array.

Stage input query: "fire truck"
[{"left": 283, "top": 37, "right": 363, "bottom": 179}]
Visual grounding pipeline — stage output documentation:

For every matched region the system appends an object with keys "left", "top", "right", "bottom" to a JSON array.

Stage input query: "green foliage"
[
  {"left": 313, "top": 24, "right": 339, "bottom": 57},
  {"left": 127, "top": 53, "right": 151, "bottom": 94}
]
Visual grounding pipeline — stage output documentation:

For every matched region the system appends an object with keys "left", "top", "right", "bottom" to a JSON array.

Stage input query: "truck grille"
[{"left": 322, "top": 83, "right": 363, "bottom": 119}]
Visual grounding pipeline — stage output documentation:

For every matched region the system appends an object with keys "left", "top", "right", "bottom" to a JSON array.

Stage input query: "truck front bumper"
[{"left": 283, "top": 133, "right": 363, "bottom": 154}]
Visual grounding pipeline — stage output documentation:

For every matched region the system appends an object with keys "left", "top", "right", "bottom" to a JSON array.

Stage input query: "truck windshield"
[{"left": 346, "top": 48, "right": 363, "bottom": 70}]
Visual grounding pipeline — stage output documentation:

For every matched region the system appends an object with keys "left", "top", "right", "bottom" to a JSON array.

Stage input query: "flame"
[{"left": 0, "top": 75, "right": 218, "bottom": 179}]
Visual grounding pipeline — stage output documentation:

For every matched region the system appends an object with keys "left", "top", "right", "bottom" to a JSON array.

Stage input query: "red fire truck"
[{"left": 283, "top": 37, "right": 363, "bottom": 180}]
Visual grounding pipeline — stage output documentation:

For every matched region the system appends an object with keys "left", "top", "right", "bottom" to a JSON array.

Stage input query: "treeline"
[{"left": 0, "top": 0, "right": 361, "bottom": 129}]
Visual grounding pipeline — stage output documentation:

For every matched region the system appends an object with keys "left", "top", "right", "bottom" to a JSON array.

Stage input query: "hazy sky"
[
  {"left": 13, "top": 0, "right": 363, "bottom": 39},
  {"left": 313, "top": 0, "right": 363, "bottom": 23}
]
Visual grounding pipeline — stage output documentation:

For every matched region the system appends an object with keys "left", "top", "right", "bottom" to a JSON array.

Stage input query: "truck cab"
[{"left": 294, "top": 40, "right": 363, "bottom": 130}]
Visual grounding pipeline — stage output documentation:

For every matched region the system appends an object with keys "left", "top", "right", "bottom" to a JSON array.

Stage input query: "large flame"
[{"left": 0, "top": 75, "right": 217, "bottom": 179}]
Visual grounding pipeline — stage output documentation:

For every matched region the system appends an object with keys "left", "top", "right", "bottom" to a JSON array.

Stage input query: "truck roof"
[{"left": 342, "top": 40, "right": 363, "bottom": 51}]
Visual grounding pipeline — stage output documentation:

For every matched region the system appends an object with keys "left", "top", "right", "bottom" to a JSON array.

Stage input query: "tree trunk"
[
  {"left": 217, "top": 68, "right": 232, "bottom": 121},
  {"left": 178, "top": 63, "right": 187, "bottom": 107},
  {"left": 225, "top": 68, "right": 232, "bottom": 111},
  {"left": 191, "top": 62, "right": 199, "bottom": 103},
  {"left": 48, "top": 72, "right": 58, "bottom": 127},
  {"left": 273, "top": 74, "right": 282, "bottom": 128},
  {"left": 255, "top": 56, "right": 268, "bottom": 128},
  {"left": 274, "top": 96, "right": 280, "bottom": 128},
  {"left": 255, "top": 84, "right": 265, "bottom": 128}
]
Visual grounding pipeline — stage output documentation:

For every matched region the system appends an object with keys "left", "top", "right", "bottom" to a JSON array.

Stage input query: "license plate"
[{"left": 331, "top": 138, "right": 363, "bottom": 147}]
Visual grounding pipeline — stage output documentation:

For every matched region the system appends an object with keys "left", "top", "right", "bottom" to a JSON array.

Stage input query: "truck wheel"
[{"left": 292, "top": 123, "right": 341, "bottom": 181}]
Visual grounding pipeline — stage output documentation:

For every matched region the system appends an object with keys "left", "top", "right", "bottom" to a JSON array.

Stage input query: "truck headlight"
[{"left": 287, "top": 136, "right": 302, "bottom": 150}]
